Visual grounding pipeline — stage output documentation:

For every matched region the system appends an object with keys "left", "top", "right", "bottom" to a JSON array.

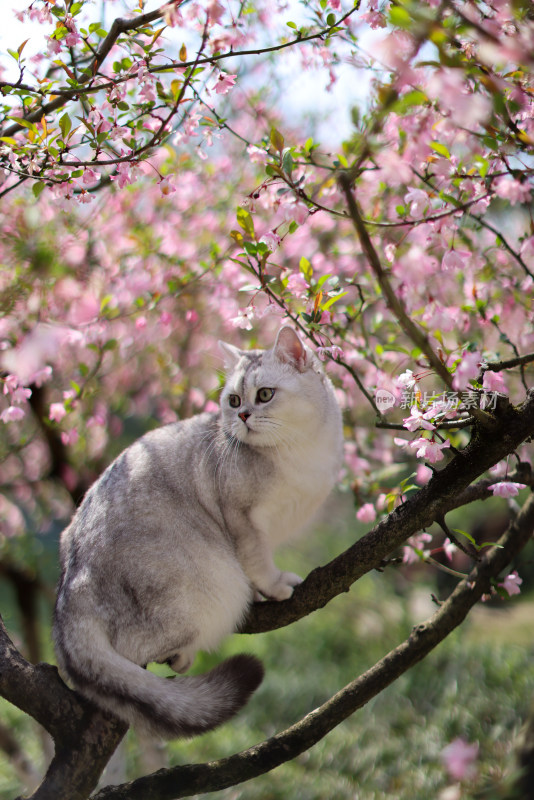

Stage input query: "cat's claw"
[{"left": 265, "top": 571, "right": 303, "bottom": 601}]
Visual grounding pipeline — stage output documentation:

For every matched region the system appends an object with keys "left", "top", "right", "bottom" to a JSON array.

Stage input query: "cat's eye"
[
  {"left": 256, "top": 387, "right": 275, "bottom": 404},
  {"left": 228, "top": 394, "right": 241, "bottom": 408}
]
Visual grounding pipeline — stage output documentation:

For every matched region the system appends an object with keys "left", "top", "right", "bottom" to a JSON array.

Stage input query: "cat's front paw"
[{"left": 264, "top": 571, "right": 303, "bottom": 601}]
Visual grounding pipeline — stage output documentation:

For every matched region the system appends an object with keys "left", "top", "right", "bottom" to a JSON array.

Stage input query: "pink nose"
[{"left": 239, "top": 411, "right": 251, "bottom": 423}]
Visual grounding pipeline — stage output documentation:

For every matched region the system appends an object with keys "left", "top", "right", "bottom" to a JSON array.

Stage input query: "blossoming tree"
[{"left": 0, "top": 0, "right": 534, "bottom": 797}]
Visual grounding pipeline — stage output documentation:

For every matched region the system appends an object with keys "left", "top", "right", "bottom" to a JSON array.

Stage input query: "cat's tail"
[{"left": 54, "top": 622, "right": 264, "bottom": 739}]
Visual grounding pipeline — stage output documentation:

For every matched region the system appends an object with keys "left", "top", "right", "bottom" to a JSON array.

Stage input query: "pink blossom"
[
  {"left": 452, "top": 351, "right": 481, "bottom": 391},
  {"left": 409, "top": 437, "right": 450, "bottom": 463},
  {"left": 356, "top": 503, "right": 376, "bottom": 523},
  {"left": 61, "top": 429, "right": 79, "bottom": 447},
  {"left": 490, "top": 481, "right": 526, "bottom": 498},
  {"left": 500, "top": 570, "right": 522, "bottom": 597},
  {"left": 49, "top": 403, "right": 67, "bottom": 423},
  {"left": 286, "top": 272, "right": 308, "bottom": 298},
  {"left": 416, "top": 464, "right": 433, "bottom": 485},
  {"left": 206, "top": 0, "right": 225, "bottom": 22},
  {"left": 403, "top": 406, "right": 436, "bottom": 432},
  {"left": 11, "top": 387, "right": 31, "bottom": 404},
  {"left": 110, "top": 161, "right": 139, "bottom": 189},
  {"left": 443, "top": 538, "right": 457, "bottom": 561},
  {"left": 0, "top": 406, "right": 25, "bottom": 423},
  {"left": 384, "top": 243, "right": 396, "bottom": 263},
  {"left": 316, "top": 345, "right": 344, "bottom": 361},
  {"left": 397, "top": 370, "right": 416, "bottom": 389},
  {"left": 360, "top": 11, "right": 387, "bottom": 29},
  {"left": 404, "top": 187, "right": 428, "bottom": 217},
  {"left": 494, "top": 177, "right": 532, "bottom": 206},
  {"left": 214, "top": 72, "right": 237, "bottom": 95},
  {"left": 442, "top": 250, "right": 466, "bottom": 271},
  {"left": 47, "top": 37, "right": 62, "bottom": 56},
  {"left": 281, "top": 199, "right": 309, "bottom": 225},
  {"left": 82, "top": 168, "right": 100, "bottom": 187},
  {"left": 260, "top": 232, "right": 281, "bottom": 252},
  {"left": 441, "top": 738, "right": 479, "bottom": 781},
  {"left": 230, "top": 308, "right": 254, "bottom": 330},
  {"left": 403, "top": 531, "right": 432, "bottom": 563},
  {"left": 247, "top": 145, "right": 268, "bottom": 165},
  {"left": 427, "top": 68, "right": 491, "bottom": 127},
  {"left": 163, "top": 4, "right": 184, "bottom": 26},
  {"left": 482, "top": 370, "right": 508, "bottom": 394},
  {"left": 159, "top": 177, "right": 176, "bottom": 196}
]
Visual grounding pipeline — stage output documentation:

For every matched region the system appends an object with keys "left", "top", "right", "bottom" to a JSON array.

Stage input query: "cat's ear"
[
  {"left": 273, "top": 327, "right": 307, "bottom": 371},
  {"left": 218, "top": 340, "right": 243, "bottom": 370}
]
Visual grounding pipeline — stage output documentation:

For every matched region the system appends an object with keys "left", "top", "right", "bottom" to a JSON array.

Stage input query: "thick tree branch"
[
  {"left": 242, "top": 390, "right": 534, "bottom": 633},
  {"left": 91, "top": 492, "right": 534, "bottom": 800},
  {"left": 0, "top": 617, "right": 127, "bottom": 800}
]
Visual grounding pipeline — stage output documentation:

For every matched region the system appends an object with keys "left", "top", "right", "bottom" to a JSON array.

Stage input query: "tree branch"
[
  {"left": 0, "top": 617, "right": 127, "bottom": 800},
  {"left": 3, "top": 5, "right": 360, "bottom": 138},
  {"left": 242, "top": 389, "right": 534, "bottom": 633},
  {"left": 91, "top": 492, "right": 534, "bottom": 800}
]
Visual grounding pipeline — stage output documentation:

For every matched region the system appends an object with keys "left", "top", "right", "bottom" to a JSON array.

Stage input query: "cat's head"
[{"left": 218, "top": 327, "right": 334, "bottom": 447}]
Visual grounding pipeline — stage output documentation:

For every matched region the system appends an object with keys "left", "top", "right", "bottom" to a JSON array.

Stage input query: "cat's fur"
[{"left": 53, "top": 326, "right": 343, "bottom": 739}]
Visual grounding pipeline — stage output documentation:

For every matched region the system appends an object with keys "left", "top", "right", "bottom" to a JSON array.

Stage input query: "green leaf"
[
  {"left": 59, "top": 112, "right": 72, "bottom": 140},
  {"left": 388, "top": 6, "right": 412, "bottom": 28},
  {"left": 270, "top": 127, "right": 285, "bottom": 153},
  {"left": 453, "top": 528, "right": 477, "bottom": 546},
  {"left": 321, "top": 291, "right": 348, "bottom": 311},
  {"left": 236, "top": 207, "right": 255, "bottom": 238},
  {"left": 282, "top": 149, "right": 294, "bottom": 176},
  {"left": 32, "top": 181, "right": 46, "bottom": 199},
  {"left": 430, "top": 141, "right": 451, "bottom": 159},
  {"left": 7, "top": 116, "right": 38, "bottom": 132},
  {"left": 299, "top": 256, "right": 313, "bottom": 281}
]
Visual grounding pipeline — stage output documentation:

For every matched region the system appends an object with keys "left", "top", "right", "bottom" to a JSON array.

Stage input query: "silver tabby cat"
[{"left": 53, "top": 326, "right": 343, "bottom": 738}]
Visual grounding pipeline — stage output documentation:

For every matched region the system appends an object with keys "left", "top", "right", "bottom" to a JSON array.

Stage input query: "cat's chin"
[{"left": 234, "top": 427, "right": 271, "bottom": 448}]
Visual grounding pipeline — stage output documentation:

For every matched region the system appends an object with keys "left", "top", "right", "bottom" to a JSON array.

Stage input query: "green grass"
[{"left": 1, "top": 492, "right": 533, "bottom": 799}]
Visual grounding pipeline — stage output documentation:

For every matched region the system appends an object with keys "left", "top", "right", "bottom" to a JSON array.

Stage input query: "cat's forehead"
[{"left": 226, "top": 351, "right": 281, "bottom": 391}]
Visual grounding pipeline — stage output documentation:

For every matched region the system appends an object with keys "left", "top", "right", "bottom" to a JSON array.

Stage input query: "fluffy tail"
[{"left": 54, "top": 626, "right": 264, "bottom": 739}]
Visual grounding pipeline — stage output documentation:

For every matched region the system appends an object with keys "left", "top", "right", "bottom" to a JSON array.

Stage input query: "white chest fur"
[{"left": 250, "top": 425, "right": 341, "bottom": 547}]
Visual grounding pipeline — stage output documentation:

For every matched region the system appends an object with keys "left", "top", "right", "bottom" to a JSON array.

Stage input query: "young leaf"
[
  {"left": 270, "top": 128, "right": 285, "bottom": 153},
  {"left": 236, "top": 208, "right": 255, "bottom": 238}
]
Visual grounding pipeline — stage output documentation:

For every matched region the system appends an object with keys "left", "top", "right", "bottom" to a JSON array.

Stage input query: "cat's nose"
[{"left": 238, "top": 411, "right": 251, "bottom": 423}]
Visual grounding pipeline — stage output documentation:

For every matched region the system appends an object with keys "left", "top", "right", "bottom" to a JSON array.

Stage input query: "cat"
[{"left": 53, "top": 326, "right": 343, "bottom": 739}]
